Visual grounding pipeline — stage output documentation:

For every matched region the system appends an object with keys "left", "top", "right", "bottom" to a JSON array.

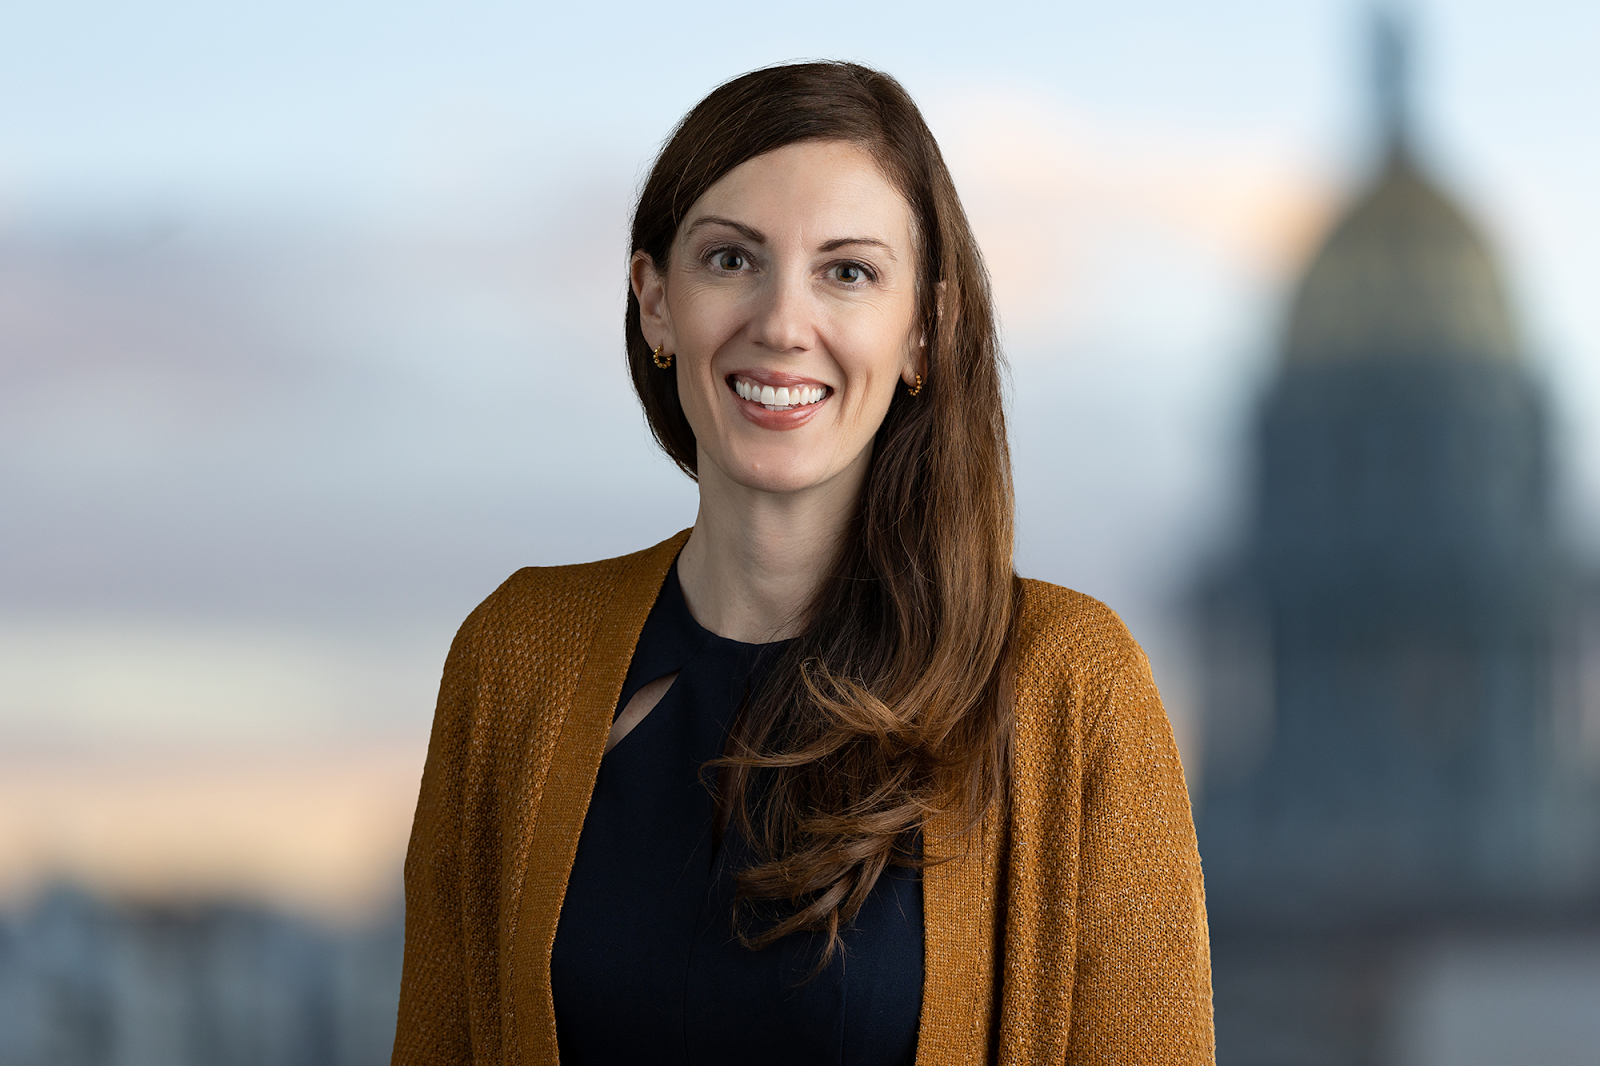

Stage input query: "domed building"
[{"left": 1195, "top": 20, "right": 1600, "bottom": 1066}]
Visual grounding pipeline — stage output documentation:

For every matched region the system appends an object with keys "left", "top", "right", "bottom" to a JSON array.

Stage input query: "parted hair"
[{"left": 624, "top": 61, "right": 1017, "bottom": 963}]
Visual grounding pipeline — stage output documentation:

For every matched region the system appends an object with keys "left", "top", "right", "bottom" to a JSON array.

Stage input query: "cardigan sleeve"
[
  {"left": 392, "top": 619, "right": 479, "bottom": 1065},
  {"left": 1065, "top": 646, "right": 1214, "bottom": 1065}
]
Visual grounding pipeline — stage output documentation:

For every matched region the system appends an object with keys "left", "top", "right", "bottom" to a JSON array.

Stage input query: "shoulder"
[
  {"left": 425, "top": 530, "right": 688, "bottom": 774},
  {"left": 441, "top": 531, "right": 689, "bottom": 700},
  {"left": 1011, "top": 578, "right": 1156, "bottom": 744},
  {"left": 456, "top": 531, "right": 689, "bottom": 650},
  {"left": 1013, "top": 578, "right": 1147, "bottom": 692}
]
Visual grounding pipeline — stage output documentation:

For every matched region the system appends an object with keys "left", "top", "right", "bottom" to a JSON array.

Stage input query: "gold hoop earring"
[
  {"left": 652, "top": 344, "right": 673, "bottom": 369},
  {"left": 906, "top": 373, "right": 923, "bottom": 397}
]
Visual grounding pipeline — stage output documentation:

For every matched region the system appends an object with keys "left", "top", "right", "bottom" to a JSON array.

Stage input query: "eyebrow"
[
  {"left": 687, "top": 216, "right": 896, "bottom": 259},
  {"left": 687, "top": 216, "right": 766, "bottom": 244},
  {"left": 820, "top": 236, "right": 895, "bottom": 259}
]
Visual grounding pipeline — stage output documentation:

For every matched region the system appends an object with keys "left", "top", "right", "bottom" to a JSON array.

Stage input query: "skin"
[{"left": 607, "top": 139, "right": 925, "bottom": 754}]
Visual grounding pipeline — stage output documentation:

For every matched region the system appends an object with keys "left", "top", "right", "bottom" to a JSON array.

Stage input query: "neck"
[{"left": 676, "top": 454, "right": 866, "bottom": 644}]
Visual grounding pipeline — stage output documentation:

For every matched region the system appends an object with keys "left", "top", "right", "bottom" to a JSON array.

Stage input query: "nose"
[{"left": 748, "top": 269, "right": 814, "bottom": 354}]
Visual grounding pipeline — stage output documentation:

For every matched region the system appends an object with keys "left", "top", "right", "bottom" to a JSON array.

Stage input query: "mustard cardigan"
[{"left": 393, "top": 531, "right": 1214, "bottom": 1064}]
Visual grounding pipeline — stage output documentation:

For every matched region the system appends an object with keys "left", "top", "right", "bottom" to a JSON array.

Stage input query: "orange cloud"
[
  {"left": 0, "top": 741, "right": 424, "bottom": 922},
  {"left": 930, "top": 88, "right": 1334, "bottom": 344}
]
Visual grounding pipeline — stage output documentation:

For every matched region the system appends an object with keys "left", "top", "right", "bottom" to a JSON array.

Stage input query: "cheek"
[
  {"left": 841, "top": 316, "right": 914, "bottom": 391},
  {"left": 670, "top": 285, "right": 744, "bottom": 353}
]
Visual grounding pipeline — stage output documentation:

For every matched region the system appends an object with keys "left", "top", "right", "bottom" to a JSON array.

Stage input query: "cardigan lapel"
[
  {"left": 916, "top": 804, "right": 1003, "bottom": 1065},
  {"left": 512, "top": 530, "right": 688, "bottom": 1066}
]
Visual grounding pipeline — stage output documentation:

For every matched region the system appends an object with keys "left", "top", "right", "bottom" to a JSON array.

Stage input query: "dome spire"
[
  {"left": 1371, "top": 5, "right": 1413, "bottom": 159},
  {"left": 1282, "top": 7, "right": 1519, "bottom": 369}
]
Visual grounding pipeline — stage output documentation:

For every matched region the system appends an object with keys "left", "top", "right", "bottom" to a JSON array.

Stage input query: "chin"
[
  {"left": 715, "top": 447, "right": 842, "bottom": 497},
  {"left": 730, "top": 465, "right": 834, "bottom": 497}
]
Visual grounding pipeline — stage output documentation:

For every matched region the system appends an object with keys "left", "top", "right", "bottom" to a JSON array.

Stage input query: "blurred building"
[
  {"left": 0, "top": 886, "right": 401, "bottom": 1066},
  {"left": 1195, "top": 18, "right": 1600, "bottom": 1066}
]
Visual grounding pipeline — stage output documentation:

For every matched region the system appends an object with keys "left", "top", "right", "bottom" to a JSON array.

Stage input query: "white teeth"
[{"left": 733, "top": 377, "right": 828, "bottom": 409}]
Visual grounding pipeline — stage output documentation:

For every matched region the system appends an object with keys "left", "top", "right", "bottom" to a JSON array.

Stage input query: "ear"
[
  {"left": 631, "top": 250, "right": 674, "bottom": 354},
  {"left": 904, "top": 279, "right": 947, "bottom": 385}
]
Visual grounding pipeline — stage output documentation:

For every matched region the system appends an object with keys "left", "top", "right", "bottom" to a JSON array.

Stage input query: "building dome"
[{"left": 1284, "top": 151, "right": 1518, "bottom": 365}]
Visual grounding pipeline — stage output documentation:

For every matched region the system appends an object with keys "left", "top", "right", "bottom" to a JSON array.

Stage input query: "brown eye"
[
  {"left": 716, "top": 251, "right": 745, "bottom": 271},
  {"left": 835, "top": 263, "right": 866, "bottom": 284}
]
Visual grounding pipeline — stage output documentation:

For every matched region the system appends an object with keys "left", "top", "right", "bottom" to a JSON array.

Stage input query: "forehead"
[{"left": 681, "top": 140, "right": 913, "bottom": 243}]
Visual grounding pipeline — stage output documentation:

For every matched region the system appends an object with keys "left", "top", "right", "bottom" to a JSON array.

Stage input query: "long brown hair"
[{"left": 625, "top": 61, "right": 1017, "bottom": 962}]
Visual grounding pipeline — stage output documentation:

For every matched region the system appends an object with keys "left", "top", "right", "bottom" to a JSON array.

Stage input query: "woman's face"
[{"left": 633, "top": 140, "right": 922, "bottom": 499}]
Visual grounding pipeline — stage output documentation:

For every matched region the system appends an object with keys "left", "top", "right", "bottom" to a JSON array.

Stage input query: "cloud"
[
  {"left": 0, "top": 742, "right": 423, "bottom": 920},
  {"left": 931, "top": 87, "right": 1333, "bottom": 349},
  {"left": 0, "top": 616, "right": 442, "bottom": 746}
]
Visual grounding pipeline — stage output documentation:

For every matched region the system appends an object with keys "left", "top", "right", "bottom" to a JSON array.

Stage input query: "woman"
[{"left": 393, "top": 62, "right": 1211, "bottom": 1065}]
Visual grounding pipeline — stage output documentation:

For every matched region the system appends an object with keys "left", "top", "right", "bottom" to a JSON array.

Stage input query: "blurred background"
[{"left": 1, "top": 1, "right": 1596, "bottom": 1063}]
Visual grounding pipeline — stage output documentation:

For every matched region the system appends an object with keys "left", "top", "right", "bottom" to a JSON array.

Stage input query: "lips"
[{"left": 725, "top": 372, "right": 831, "bottom": 429}]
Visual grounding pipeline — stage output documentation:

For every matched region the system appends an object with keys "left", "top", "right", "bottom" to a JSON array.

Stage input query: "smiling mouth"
[{"left": 730, "top": 375, "right": 830, "bottom": 411}]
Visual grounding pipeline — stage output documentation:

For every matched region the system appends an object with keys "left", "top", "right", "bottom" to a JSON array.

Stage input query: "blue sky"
[
  {"left": 1, "top": 0, "right": 1596, "bottom": 748},
  {"left": 2, "top": 1, "right": 1588, "bottom": 216}
]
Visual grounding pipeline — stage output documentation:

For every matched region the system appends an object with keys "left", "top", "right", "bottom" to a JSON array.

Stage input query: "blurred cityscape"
[
  {"left": 1195, "top": 15, "right": 1600, "bottom": 1065},
  {"left": 2, "top": 4, "right": 1598, "bottom": 1065},
  {"left": 0, "top": 887, "right": 400, "bottom": 1066}
]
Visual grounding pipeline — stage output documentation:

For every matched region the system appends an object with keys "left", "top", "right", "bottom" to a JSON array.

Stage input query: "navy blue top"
[{"left": 550, "top": 563, "right": 923, "bottom": 1066}]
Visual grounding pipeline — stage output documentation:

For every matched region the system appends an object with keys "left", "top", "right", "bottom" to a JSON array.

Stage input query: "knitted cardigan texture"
[{"left": 393, "top": 531, "right": 1214, "bottom": 1064}]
